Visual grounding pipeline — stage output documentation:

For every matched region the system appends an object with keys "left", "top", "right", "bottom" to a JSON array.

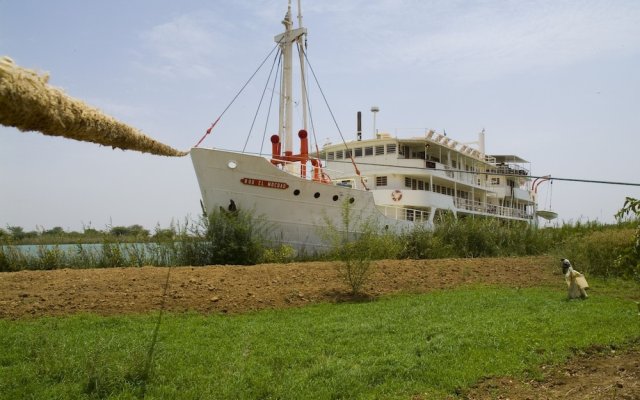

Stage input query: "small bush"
[
  {"left": 0, "top": 245, "right": 30, "bottom": 271},
  {"left": 326, "top": 200, "right": 385, "bottom": 295},
  {"left": 99, "top": 242, "right": 127, "bottom": 268},
  {"left": 337, "top": 242, "right": 373, "bottom": 295},
  {"left": 174, "top": 210, "right": 267, "bottom": 266},
  {"left": 261, "top": 245, "right": 296, "bottom": 264},
  {"left": 35, "top": 245, "right": 66, "bottom": 270}
]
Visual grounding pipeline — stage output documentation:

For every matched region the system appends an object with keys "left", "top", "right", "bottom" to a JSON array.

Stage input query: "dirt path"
[
  {"left": 462, "top": 346, "right": 640, "bottom": 400},
  {"left": 1, "top": 255, "right": 638, "bottom": 399}
]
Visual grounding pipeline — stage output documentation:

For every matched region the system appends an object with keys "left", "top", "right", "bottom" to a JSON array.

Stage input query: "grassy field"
[{"left": 1, "top": 282, "right": 638, "bottom": 399}]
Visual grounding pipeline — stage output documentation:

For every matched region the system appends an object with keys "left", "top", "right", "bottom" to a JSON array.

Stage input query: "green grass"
[{"left": 1, "top": 284, "right": 638, "bottom": 400}]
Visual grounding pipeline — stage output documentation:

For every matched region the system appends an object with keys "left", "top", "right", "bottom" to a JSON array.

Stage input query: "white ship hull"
[{"left": 190, "top": 147, "right": 411, "bottom": 253}]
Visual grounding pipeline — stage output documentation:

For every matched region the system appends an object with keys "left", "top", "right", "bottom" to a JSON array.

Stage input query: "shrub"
[
  {"left": 35, "top": 245, "right": 66, "bottom": 270},
  {"left": 336, "top": 241, "right": 373, "bottom": 295},
  {"left": 176, "top": 210, "right": 267, "bottom": 266},
  {"left": 99, "top": 241, "right": 127, "bottom": 268},
  {"left": 0, "top": 245, "right": 30, "bottom": 271},
  {"left": 261, "top": 245, "right": 296, "bottom": 264},
  {"left": 326, "top": 200, "right": 386, "bottom": 295}
]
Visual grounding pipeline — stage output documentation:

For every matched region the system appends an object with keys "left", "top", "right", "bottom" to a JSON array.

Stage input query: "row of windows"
[
  {"left": 397, "top": 177, "right": 470, "bottom": 199},
  {"left": 326, "top": 144, "right": 396, "bottom": 160},
  {"left": 404, "top": 177, "right": 430, "bottom": 191}
]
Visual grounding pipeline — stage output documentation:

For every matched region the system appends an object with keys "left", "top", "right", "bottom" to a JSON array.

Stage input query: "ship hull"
[{"left": 190, "top": 147, "right": 410, "bottom": 253}]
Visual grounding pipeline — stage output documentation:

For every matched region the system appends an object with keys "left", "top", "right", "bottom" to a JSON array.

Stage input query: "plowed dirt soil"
[{"left": 1, "top": 255, "right": 638, "bottom": 399}]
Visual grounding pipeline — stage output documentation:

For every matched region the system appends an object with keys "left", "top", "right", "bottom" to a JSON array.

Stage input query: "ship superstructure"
[{"left": 190, "top": 1, "right": 538, "bottom": 252}]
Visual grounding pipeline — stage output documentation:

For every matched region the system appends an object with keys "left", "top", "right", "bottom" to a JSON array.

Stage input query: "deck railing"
[
  {"left": 377, "top": 205, "right": 430, "bottom": 223},
  {"left": 454, "top": 198, "right": 531, "bottom": 220}
]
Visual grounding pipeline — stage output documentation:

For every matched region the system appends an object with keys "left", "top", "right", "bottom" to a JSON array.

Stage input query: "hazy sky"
[{"left": 1, "top": 0, "right": 639, "bottom": 232}]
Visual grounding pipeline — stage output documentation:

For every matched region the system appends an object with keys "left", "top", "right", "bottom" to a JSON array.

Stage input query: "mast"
[
  {"left": 297, "top": 0, "right": 308, "bottom": 133},
  {"left": 274, "top": 0, "right": 307, "bottom": 155}
]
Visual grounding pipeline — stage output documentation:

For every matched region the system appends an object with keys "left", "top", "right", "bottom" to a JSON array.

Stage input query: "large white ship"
[{"left": 190, "top": 1, "right": 538, "bottom": 252}]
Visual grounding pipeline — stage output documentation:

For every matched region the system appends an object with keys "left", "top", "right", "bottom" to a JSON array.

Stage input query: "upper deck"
[{"left": 319, "top": 131, "right": 532, "bottom": 190}]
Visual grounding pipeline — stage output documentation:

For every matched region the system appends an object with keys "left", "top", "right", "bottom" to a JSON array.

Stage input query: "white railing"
[
  {"left": 377, "top": 205, "right": 430, "bottom": 223},
  {"left": 454, "top": 198, "right": 532, "bottom": 220}
]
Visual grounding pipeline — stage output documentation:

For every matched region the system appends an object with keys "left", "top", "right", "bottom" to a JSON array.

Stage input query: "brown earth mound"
[
  {"left": 1, "top": 255, "right": 638, "bottom": 399},
  {"left": 1, "top": 256, "right": 558, "bottom": 318}
]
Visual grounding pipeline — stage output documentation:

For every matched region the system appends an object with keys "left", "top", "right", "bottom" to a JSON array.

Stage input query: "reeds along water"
[{"left": 0, "top": 56, "right": 187, "bottom": 157}]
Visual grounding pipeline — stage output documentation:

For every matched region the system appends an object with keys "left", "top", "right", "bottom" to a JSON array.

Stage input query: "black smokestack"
[{"left": 357, "top": 111, "right": 362, "bottom": 141}]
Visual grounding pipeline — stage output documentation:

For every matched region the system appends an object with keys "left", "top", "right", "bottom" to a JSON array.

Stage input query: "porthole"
[
  {"left": 293, "top": 189, "right": 300, "bottom": 196},
  {"left": 227, "top": 160, "right": 237, "bottom": 169},
  {"left": 332, "top": 195, "right": 339, "bottom": 201},
  {"left": 349, "top": 197, "right": 355, "bottom": 204},
  {"left": 314, "top": 192, "right": 320, "bottom": 199}
]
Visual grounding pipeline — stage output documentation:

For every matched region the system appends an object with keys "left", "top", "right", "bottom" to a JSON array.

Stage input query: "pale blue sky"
[{"left": 1, "top": 0, "right": 639, "bottom": 232}]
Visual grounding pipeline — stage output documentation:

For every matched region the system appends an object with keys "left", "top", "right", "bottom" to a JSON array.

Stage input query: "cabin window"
[
  {"left": 417, "top": 180, "right": 424, "bottom": 190},
  {"left": 327, "top": 152, "right": 334, "bottom": 161},
  {"left": 354, "top": 147, "right": 362, "bottom": 157},
  {"left": 364, "top": 146, "right": 373, "bottom": 156},
  {"left": 491, "top": 177, "right": 500, "bottom": 185},
  {"left": 335, "top": 150, "right": 343, "bottom": 160},
  {"left": 387, "top": 144, "right": 396, "bottom": 154},
  {"left": 404, "top": 177, "right": 411, "bottom": 188},
  {"left": 452, "top": 160, "right": 457, "bottom": 169},
  {"left": 376, "top": 176, "right": 387, "bottom": 187},
  {"left": 375, "top": 145, "right": 385, "bottom": 155}
]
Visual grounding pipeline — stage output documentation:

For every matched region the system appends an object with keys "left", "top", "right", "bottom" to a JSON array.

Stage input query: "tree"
[
  {"left": 614, "top": 197, "right": 640, "bottom": 281},
  {"left": 43, "top": 226, "right": 65, "bottom": 236},
  {"left": 615, "top": 197, "right": 640, "bottom": 221},
  {"left": 110, "top": 225, "right": 150, "bottom": 238},
  {"left": 128, "top": 224, "right": 150, "bottom": 238},
  {"left": 7, "top": 226, "right": 25, "bottom": 240},
  {"left": 109, "top": 226, "right": 131, "bottom": 236},
  {"left": 152, "top": 228, "right": 175, "bottom": 241}
]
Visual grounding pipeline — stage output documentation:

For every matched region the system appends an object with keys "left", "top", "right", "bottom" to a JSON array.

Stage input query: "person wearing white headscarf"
[{"left": 561, "top": 259, "right": 589, "bottom": 299}]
